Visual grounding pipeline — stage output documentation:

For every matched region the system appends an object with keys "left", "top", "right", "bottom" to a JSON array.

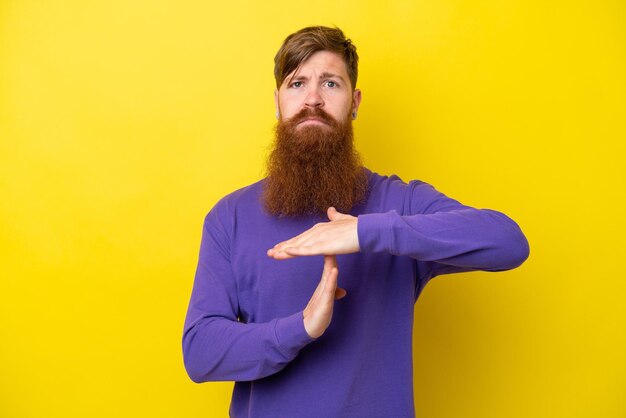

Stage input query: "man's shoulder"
[
  {"left": 365, "top": 168, "right": 427, "bottom": 195},
  {"left": 204, "top": 178, "right": 266, "bottom": 223},
  {"left": 217, "top": 178, "right": 265, "bottom": 207},
  {"left": 364, "top": 168, "right": 447, "bottom": 214}
]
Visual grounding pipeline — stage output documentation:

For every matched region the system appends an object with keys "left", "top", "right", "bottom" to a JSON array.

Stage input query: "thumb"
[
  {"left": 327, "top": 206, "right": 349, "bottom": 221},
  {"left": 335, "top": 287, "right": 347, "bottom": 300}
]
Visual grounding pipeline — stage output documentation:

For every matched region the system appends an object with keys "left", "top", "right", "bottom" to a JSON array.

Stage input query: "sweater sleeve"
[
  {"left": 182, "top": 203, "right": 314, "bottom": 383},
  {"left": 357, "top": 180, "right": 529, "bottom": 278}
]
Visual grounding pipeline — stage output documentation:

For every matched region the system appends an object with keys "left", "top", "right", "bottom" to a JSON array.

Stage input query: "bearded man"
[{"left": 183, "top": 26, "right": 529, "bottom": 418}]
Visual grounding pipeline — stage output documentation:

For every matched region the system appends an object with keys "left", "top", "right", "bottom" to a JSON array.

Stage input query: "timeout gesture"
[{"left": 267, "top": 207, "right": 360, "bottom": 259}]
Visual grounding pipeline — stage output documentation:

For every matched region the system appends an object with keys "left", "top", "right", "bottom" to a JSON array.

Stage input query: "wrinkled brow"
[{"left": 291, "top": 72, "right": 346, "bottom": 82}]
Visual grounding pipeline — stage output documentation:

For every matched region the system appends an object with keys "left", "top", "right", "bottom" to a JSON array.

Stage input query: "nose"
[{"left": 304, "top": 85, "right": 324, "bottom": 108}]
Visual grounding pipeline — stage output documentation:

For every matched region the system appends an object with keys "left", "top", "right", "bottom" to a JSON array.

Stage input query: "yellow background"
[{"left": 1, "top": 1, "right": 624, "bottom": 417}]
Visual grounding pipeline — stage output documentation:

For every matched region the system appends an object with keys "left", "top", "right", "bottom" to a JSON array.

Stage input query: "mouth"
[{"left": 298, "top": 118, "right": 328, "bottom": 126}]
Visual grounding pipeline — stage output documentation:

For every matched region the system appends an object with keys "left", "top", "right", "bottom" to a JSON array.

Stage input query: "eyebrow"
[
  {"left": 291, "top": 72, "right": 346, "bottom": 83},
  {"left": 321, "top": 72, "right": 345, "bottom": 82}
]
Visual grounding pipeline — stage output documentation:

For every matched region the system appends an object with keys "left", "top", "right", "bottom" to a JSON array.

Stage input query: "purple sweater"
[{"left": 183, "top": 170, "right": 529, "bottom": 417}]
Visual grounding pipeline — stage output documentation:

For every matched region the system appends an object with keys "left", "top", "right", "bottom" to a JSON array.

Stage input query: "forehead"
[{"left": 288, "top": 50, "right": 349, "bottom": 79}]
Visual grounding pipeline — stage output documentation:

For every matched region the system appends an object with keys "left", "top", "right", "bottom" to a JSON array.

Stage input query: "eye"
[
  {"left": 326, "top": 80, "right": 337, "bottom": 88},
  {"left": 291, "top": 81, "right": 303, "bottom": 88}
]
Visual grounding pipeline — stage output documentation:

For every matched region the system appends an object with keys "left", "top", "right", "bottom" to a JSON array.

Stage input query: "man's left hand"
[{"left": 267, "top": 207, "right": 359, "bottom": 259}]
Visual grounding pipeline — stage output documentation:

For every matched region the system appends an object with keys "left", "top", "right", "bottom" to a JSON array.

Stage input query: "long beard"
[{"left": 263, "top": 107, "right": 368, "bottom": 217}]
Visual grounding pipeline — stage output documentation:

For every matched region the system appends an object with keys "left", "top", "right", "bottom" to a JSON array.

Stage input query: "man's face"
[
  {"left": 264, "top": 50, "right": 367, "bottom": 217},
  {"left": 275, "top": 50, "right": 361, "bottom": 127}
]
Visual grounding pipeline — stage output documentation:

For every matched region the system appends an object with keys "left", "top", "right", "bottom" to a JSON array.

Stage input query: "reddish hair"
[{"left": 274, "top": 26, "right": 359, "bottom": 90}]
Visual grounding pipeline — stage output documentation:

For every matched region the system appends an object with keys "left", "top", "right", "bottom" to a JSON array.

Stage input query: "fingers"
[
  {"left": 327, "top": 206, "right": 350, "bottom": 221},
  {"left": 322, "top": 255, "right": 339, "bottom": 300},
  {"left": 327, "top": 207, "right": 339, "bottom": 221},
  {"left": 304, "top": 267, "right": 326, "bottom": 311},
  {"left": 266, "top": 249, "right": 296, "bottom": 260},
  {"left": 302, "top": 255, "right": 343, "bottom": 338},
  {"left": 267, "top": 247, "right": 320, "bottom": 259},
  {"left": 267, "top": 229, "right": 311, "bottom": 258},
  {"left": 324, "top": 254, "right": 337, "bottom": 268},
  {"left": 267, "top": 216, "right": 359, "bottom": 260},
  {"left": 305, "top": 255, "right": 337, "bottom": 312},
  {"left": 324, "top": 267, "right": 339, "bottom": 300},
  {"left": 268, "top": 208, "right": 355, "bottom": 259}
]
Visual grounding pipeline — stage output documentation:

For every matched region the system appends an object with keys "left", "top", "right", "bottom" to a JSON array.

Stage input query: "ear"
[
  {"left": 352, "top": 89, "right": 362, "bottom": 115},
  {"left": 274, "top": 89, "right": 280, "bottom": 119}
]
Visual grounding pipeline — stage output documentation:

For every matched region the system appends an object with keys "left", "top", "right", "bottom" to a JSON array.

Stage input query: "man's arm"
[
  {"left": 357, "top": 207, "right": 529, "bottom": 273},
  {"left": 268, "top": 181, "right": 529, "bottom": 275},
  {"left": 183, "top": 208, "right": 343, "bottom": 383},
  {"left": 267, "top": 207, "right": 359, "bottom": 258}
]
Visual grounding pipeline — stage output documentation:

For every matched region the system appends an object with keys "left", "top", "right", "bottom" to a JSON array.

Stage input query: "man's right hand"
[{"left": 303, "top": 255, "right": 346, "bottom": 339}]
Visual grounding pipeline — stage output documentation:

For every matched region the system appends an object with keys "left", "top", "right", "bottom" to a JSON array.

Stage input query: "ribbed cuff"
[
  {"left": 357, "top": 211, "right": 395, "bottom": 253},
  {"left": 274, "top": 311, "right": 315, "bottom": 359}
]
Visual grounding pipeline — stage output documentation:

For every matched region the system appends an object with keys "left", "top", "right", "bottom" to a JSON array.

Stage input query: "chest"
[
  {"left": 230, "top": 217, "right": 326, "bottom": 322},
  {"left": 230, "top": 219, "right": 417, "bottom": 325}
]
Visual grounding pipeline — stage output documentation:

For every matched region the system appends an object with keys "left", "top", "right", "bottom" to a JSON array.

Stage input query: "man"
[{"left": 183, "top": 26, "right": 529, "bottom": 417}]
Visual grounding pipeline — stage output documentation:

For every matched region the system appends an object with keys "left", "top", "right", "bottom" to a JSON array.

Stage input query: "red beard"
[{"left": 263, "top": 107, "right": 368, "bottom": 217}]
